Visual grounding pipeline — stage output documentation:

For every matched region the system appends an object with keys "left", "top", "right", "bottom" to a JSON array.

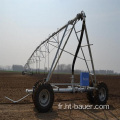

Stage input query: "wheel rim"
[
  {"left": 99, "top": 87, "right": 106, "bottom": 102},
  {"left": 39, "top": 89, "right": 50, "bottom": 107}
]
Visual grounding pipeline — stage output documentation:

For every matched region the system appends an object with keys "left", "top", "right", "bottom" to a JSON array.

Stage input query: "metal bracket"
[{"left": 5, "top": 93, "right": 32, "bottom": 103}]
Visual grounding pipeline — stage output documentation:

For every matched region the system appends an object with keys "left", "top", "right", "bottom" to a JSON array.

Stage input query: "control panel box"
[{"left": 80, "top": 72, "right": 89, "bottom": 86}]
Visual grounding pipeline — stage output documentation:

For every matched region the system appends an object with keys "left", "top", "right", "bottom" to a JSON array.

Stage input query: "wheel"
[
  {"left": 94, "top": 82, "right": 108, "bottom": 105},
  {"left": 32, "top": 80, "right": 44, "bottom": 101},
  {"left": 33, "top": 83, "right": 54, "bottom": 113},
  {"left": 87, "top": 82, "right": 108, "bottom": 105},
  {"left": 22, "top": 71, "right": 25, "bottom": 75},
  {"left": 86, "top": 81, "right": 94, "bottom": 103}
]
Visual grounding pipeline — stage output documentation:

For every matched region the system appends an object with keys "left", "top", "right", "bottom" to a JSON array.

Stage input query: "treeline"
[
  {"left": 0, "top": 65, "right": 12, "bottom": 71},
  {"left": 0, "top": 64, "right": 119, "bottom": 75},
  {"left": 55, "top": 64, "right": 118, "bottom": 75}
]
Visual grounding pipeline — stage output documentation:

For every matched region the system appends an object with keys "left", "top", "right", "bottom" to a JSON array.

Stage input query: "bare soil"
[{"left": 0, "top": 72, "right": 120, "bottom": 120}]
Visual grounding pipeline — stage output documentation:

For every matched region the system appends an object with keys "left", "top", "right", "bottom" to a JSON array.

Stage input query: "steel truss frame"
[
  {"left": 25, "top": 11, "right": 97, "bottom": 93},
  {"left": 5, "top": 11, "right": 97, "bottom": 103},
  {"left": 24, "top": 11, "right": 96, "bottom": 82}
]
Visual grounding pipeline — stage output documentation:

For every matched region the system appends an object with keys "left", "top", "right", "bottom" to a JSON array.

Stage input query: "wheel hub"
[
  {"left": 39, "top": 89, "right": 50, "bottom": 107},
  {"left": 99, "top": 87, "right": 106, "bottom": 102}
]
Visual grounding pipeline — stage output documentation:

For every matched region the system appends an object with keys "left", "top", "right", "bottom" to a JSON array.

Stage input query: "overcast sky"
[{"left": 0, "top": 0, "right": 120, "bottom": 72}]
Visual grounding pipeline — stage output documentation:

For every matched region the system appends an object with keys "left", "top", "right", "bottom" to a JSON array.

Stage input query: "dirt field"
[{"left": 0, "top": 72, "right": 120, "bottom": 120}]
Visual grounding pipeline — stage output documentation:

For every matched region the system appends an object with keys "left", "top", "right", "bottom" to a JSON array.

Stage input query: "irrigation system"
[{"left": 5, "top": 11, "right": 108, "bottom": 113}]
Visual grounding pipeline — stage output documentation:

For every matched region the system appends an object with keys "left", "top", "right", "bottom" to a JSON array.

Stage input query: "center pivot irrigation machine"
[{"left": 5, "top": 11, "right": 108, "bottom": 112}]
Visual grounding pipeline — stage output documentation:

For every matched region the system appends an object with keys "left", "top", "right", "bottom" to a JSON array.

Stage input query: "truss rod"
[
  {"left": 46, "top": 25, "right": 68, "bottom": 82},
  {"left": 84, "top": 24, "right": 97, "bottom": 85},
  {"left": 49, "top": 20, "right": 77, "bottom": 82},
  {"left": 48, "top": 43, "right": 90, "bottom": 61}
]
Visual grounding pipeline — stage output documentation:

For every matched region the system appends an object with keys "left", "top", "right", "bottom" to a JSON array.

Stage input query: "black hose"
[{"left": 72, "top": 21, "right": 85, "bottom": 75}]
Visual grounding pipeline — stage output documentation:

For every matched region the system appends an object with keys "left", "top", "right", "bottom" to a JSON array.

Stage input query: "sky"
[{"left": 0, "top": 0, "right": 120, "bottom": 72}]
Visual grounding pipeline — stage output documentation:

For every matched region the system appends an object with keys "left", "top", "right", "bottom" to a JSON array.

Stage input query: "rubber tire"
[
  {"left": 22, "top": 71, "right": 25, "bottom": 75},
  {"left": 33, "top": 83, "right": 54, "bottom": 113},
  {"left": 32, "top": 80, "right": 43, "bottom": 101},
  {"left": 87, "top": 81, "right": 94, "bottom": 104},
  {"left": 94, "top": 82, "right": 108, "bottom": 105}
]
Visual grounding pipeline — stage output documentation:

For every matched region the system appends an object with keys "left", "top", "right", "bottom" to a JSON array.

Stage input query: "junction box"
[{"left": 80, "top": 72, "right": 89, "bottom": 86}]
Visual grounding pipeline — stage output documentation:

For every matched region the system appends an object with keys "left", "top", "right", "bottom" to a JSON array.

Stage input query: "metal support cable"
[
  {"left": 44, "top": 44, "right": 47, "bottom": 74},
  {"left": 48, "top": 42, "right": 49, "bottom": 72}
]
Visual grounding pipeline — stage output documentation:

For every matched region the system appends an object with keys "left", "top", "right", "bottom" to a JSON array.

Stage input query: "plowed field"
[{"left": 0, "top": 72, "right": 120, "bottom": 120}]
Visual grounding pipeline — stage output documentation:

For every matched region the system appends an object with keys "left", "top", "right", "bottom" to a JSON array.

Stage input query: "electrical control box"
[{"left": 80, "top": 72, "right": 89, "bottom": 86}]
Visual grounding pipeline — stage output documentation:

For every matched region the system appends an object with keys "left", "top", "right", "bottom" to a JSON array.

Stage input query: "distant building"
[
  {"left": 12, "top": 65, "right": 24, "bottom": 72},
  {"left": 106, "top": 70, "right": 114, "bottom": 74}
]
